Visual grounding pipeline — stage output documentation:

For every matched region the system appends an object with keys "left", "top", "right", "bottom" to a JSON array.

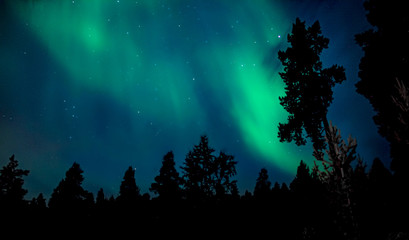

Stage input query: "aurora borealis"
[{"left": 0, "top": 0, "right": 389, "bottom": 198}]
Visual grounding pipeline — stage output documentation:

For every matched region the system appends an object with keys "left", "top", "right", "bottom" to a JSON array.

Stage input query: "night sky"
[{"left": 0, "top": 0, "right": 389, "bottom": 199}]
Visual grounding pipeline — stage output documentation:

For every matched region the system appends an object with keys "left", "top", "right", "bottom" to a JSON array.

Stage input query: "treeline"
[{"left": 0, "top": 135, "right": 407, "bottom": 239}]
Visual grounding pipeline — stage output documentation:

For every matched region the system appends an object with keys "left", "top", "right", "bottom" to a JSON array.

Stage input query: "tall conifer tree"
[
  {"left": 0, "top": 155, "right": 29, "bottom": 208},
  {"left": 277, "top": 18, "right": 346, "bottom": 152},
  {"left": 150, "top": 151, "right": 182, "bottom": 201}
]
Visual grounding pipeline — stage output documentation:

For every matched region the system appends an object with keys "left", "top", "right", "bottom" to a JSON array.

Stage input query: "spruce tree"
[
  {"left": 31, "top": 193, "right": 47, "bottom": 209},
  {"left": 272, "top": 182, "right": 281, "bottom": 194},
  {"left": 117, "top": 166, "right": 141, "bottom": 205},
  {"left": 290, "top": 160, "right": 312, "bottom": 195},
  {"left": 48, "top": 162, "right": 92, "bottom": 210},
  {"left": 254, "top": 168, "right": 271, "bottom": 200},
  {"left": 96, "top": 188, "right": 107, "bottom": 207},
  {"left": 0, "top": 155, "right": 29, "bottom": 208},
  {"left": 181, "top": 135, "right": 215, "bottom": 201},
  {"left": 213, "top": 151, "right": 237, "bottom": 200},
  {"left": 368, "top": 158, "right": 392, "bottom": 188},
  {"left": 150, "top": 151, "right": 182, "bottom": 201},
  {"left": 181, "top": 136, "right": 238, "bottom": 201},
  {"left": 367, "top": 158, "right": 392, "bottom": 209}
]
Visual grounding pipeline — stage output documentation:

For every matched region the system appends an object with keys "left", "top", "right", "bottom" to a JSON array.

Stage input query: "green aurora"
[{"left": 1, "top": 0, "right": 387, "bottom": 197}]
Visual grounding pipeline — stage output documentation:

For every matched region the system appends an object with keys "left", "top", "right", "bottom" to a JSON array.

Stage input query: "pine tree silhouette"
[
  {"left": 48, "top": 162, "right": 93, "bottom": 211},
  {"left": 290, "top": 160, "right": 312, "bottom": 195},
  {"left": 291, "top": 160, "right": 331, "bottom": 240},
  {"left": 368, "top": 158, "right": 392, "bottom": 191},
  {"left": 30, "top": 193, "right": 47, "bottom": 209},
  {"left": 181, "top": 135, "right": 215, "bottom": 201},
  {"left": 117, "top": 166, "right": 141, "bottom": 206},
  {"left": 272, "top": 181, "right": 281, "bottom": 195},
  {"left": 242, "top": 190, "right": 252, "bottom": 201},
  {"left": 277, "top": 18, "right": 346, "bottom": 152},
  {"left": 253, "top": 168, "right": 271, "bottom": 200},
  {"left": 0, "top": 155, "right": 29, "bottom": 208},
  {"left": 96, "top": 188, "right": 107, "bottom": 207},
  {"left": 181, "top": 136, "right": 238, "bottom": 203},
  {"left": 150, "top": 151, "right": 182, "bottom": 201},
  {"left": 281, "top": 182, "right": 289, "bottom": 193},
  {"left": 353, "top": 158, "right": 395, "bottom": 240},
  {"left": 213, "top": 151, "right": 238, "bottom": 200}
]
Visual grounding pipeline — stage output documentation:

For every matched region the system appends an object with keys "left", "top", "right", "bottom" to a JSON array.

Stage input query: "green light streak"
[
  {"left": 229, "top": 51, "right": 308, "bottom": 173},
  {"left": 10, "top": 0, "right": 313, "bottom": 175}
]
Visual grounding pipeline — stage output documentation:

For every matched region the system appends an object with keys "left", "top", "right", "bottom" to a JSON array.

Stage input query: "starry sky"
[{"left": 0, "top": 0, "right": 390, "bottom": 199}]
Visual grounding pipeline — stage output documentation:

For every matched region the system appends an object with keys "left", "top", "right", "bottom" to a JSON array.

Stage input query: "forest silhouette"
[
  {"left": 1, "top": 0, "right": 408, "bottom": 239},
  {"left": 1, "top": 135, "right": 408, "bottom": 239}
]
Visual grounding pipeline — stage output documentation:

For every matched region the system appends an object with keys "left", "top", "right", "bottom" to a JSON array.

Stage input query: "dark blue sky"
[{"left": 0, "top": 0, "right": 389, "bottom": 199}]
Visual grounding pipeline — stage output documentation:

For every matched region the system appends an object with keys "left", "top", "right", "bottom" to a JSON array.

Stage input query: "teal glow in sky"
[{"left": 0, "top": 0, "right": 389, "bottom": 198}]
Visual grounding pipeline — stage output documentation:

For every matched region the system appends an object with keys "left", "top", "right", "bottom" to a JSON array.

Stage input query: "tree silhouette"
[
  {"left": 181, "top": 135, "right": 215, "bottom": 201},
  {"left": 281, "top": 182, "right": 289, "bottom": 192},
  {"left": 291, "top": 160, "right": 330, "bottom": 239},
  {"left": 117, "top": 166, "right": 141, "bottom": 205},
  {"left": 290, "top": 160, "right": 311, "bottom": 195},
  {"left": 368, "top": 158, "right": 392, "bottom": 190},
  {"left": 213, "top": 151, "right": 238, "bottom": 200},
  {"left": 350, "top": 157, "right": 367, "bottom": 210},
  {"left": 30, "top": 193, "right": 47, "bottom": 209},
  {"left": 355, "top": 0, "right": 409, "bottom": 181},
  {"left": 229, "top": 181, "right": 240, "bottom": 200},
  {"left": 253, "top": 168, "right": 271, "bottom": 200},
  {"left": 150, "top": 151, "right": 182, "bottom": 201},
  {"left": 291, "top": 161, "right": 324, "bottom": 203},
  {"left": 48, "top": 162, "right": 93, "bottom": 210},
  {"left": 313, "top": 122, "right": 358, "bottom": 202},
  {"left": 181, "top": 136, "right": 238, "bottom": 201},
  {"left": 367, "top": 158, "right": 392, "bottom": 213},
  {"left": 96, "top": 188, "right": 107, "bottom": 207},
  {"left": 242, "top": 190, "right": 252, "bottom": 201},
  {"left": 0, "top": 155, "right": 29, "bottom": 208},
  {"left": 277, "top": 18, "right": 346, "bottom": 152},
  {"left": 313, "top": 123, "right": 360, "bottom": 240},
  {"left": 272, "top": 181, "right": 281, "bottom": 195}
]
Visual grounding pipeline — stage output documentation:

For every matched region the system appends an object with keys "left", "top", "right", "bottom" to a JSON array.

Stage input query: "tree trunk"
[
  {"left": 322, "top": 114, "right": 336, "bottom": 158},
  {"left": 322, "top": 114, "right": 359, "bottom": 240}
]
